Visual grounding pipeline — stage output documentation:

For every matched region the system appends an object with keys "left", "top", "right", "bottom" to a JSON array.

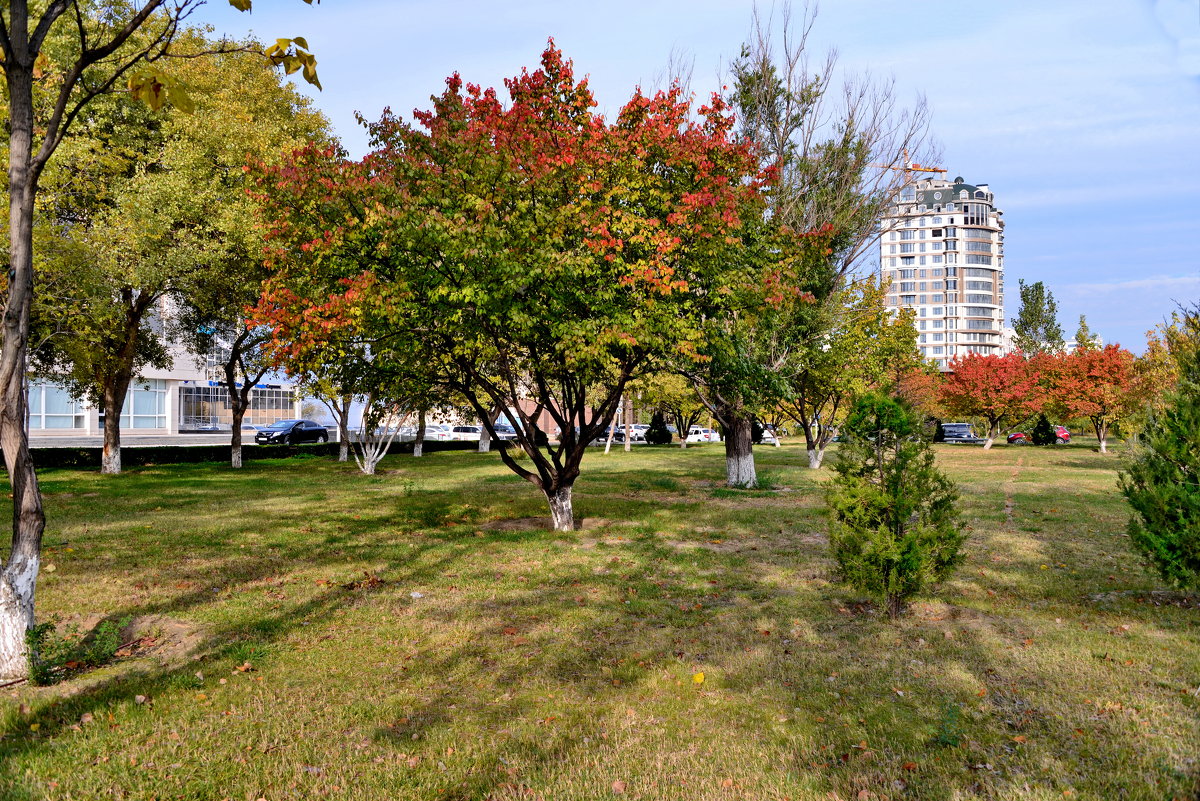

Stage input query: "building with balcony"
[{"left": 879, "top": 176, "right": 1007, "bottom": 370}]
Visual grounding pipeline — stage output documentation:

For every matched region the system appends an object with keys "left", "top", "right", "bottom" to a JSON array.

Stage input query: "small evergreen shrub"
[
  {"left": 826, "top": 393, "right": 966, "bottom": 618},
  {"left": 645, "top": 411, "right": 673, "bottom": 445},
  {"left": 1030, "top": 414, "right": 1056, "bottom": 446},
  {"left": 931, "top": 702, "right": 964, "bottom": 747},
  {"left": 1121, "top": 314, "right": 1200, "bottom": 590}
]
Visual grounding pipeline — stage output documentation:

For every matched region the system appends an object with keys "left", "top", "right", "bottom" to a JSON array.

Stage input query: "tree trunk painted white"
[
  {"left": 337, "top": 401, "right": 351, "bottom": 462},
  {"left": 983, "top": 422, "right": 997, "bottom": 450},
  {"left": 800, "top": 419, "right": 821, "bottom": 468},
  {"left": 604, "top": 401, "right": 618, "bottom": 455},
  {"left": 478, "top": 406, "right": 500, "bottom": 453},
  {"left": 0, "top": 39, "right": 48, "bottom": 681},
  {"left": 230, "top": 406, "right": 245, "bottom": 469},
  {"left": 546, "top": 485, "right": 574, "bottom": 532},
  {"left": 101, "top": 386, "right": 124, "bottom": 475},
  {"left": 724, "top": 416, "right": 757, "bottom": 488},
  {"left": 1097, "top": 421, "right": 1108, "bottom": 454},
  {"left": 0, "top": 554, "right": 37, "bottom": 681},
  {"left": 414, "top": 409, "right": 426, "bottom": 458}
]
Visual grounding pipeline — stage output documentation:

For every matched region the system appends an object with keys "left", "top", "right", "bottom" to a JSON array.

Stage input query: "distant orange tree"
[
  {"left": 939, "top": 352, "right": 1043, "bottom": 449},
  {"left": 1042, "top": 344, "right": 1140, "bottom": 453}
]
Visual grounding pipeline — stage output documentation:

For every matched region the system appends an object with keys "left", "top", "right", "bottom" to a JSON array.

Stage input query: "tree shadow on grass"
[{"left": 5, "top": 453, "right": 1196, "bottom": 799}]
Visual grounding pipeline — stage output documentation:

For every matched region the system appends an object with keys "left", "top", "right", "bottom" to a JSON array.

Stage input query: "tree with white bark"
[
  {"left": 777, "top": 277, "right": 920, "bottom": 468},
  {"left": 683, "top": 4, "right": 934, "bottom": 489},
  {"left": 0, "top": 0, "right": 320, "bottom": 681}
]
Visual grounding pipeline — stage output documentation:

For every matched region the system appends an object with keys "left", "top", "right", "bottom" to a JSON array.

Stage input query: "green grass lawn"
[{"left": 2, "top": 440, "right": 1197, "bottom": 800}]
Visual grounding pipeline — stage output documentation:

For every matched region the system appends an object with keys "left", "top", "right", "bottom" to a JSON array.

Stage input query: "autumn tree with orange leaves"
[
  {"left": 940, "top": 352, "right": 1043, "bottom": 449},
  {"left": 252, "top": 44, "right": 780, "bottom": 530},
  {"left": 1043, "top": 344, "right": 1140, "bottom": 453}
]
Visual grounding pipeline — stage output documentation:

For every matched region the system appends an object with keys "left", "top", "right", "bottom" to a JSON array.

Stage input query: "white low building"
[{"left": 29, "top": 351, "right": 301, "bottom": 439}]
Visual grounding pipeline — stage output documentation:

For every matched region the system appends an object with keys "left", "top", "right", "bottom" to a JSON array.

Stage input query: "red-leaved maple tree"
[
  {"left": 940, "top": 352, "right": 1043, "bottom": 449},
  {"left": 252, "top": 44, "right": 777, "bottom": 529},
  {"left": 1043, "top": 344, "right": 1139, "bottom": 453}
]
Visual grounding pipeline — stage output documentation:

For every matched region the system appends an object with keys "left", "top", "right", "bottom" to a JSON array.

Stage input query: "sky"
[{"left": 194, "top": 0, "right": 1200, "bottom": 352}]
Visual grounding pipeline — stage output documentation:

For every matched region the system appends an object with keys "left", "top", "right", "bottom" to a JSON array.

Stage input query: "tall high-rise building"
[{"left": 878, "top": 176, "right": 1006, "bottom": 370}]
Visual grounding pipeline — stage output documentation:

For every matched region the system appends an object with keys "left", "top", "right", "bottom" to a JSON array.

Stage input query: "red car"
[{"left": 1007, "top": 426, "right": 1070, "bottom": 445}]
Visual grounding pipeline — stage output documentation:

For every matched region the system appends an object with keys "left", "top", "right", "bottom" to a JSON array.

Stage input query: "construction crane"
[{"left": 870, "top": 149, "right": 947, "bottom": 179}]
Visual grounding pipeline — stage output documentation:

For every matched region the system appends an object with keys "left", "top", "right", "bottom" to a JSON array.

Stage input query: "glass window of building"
[
  {"left": 29, "top": 383, "right": 84, "bottom": 430},
  {"left": 111, "top": 379, "right": 167, "bottom": 430}
]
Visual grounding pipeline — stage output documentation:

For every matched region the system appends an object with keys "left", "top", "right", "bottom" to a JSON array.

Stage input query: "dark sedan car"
[
  {"left": 1007, "top": 425, "right": 1070, "bottom": 445},
  {"left": 254, "top": 419, "right": 329, "bottom": 445}
]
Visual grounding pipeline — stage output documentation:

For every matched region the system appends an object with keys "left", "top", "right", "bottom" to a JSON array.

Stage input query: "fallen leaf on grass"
[
  {"left": 1011, "top": 735, "right": 1027, "bottom": 743},
  {"left": 902, "top": 761, "right": 918, "bottom": 771},
  {"left": 611, "top": 779, "right": 627, "bottom": 794},
  {"left": 693, "top": 672, "right": 705, "bottom": 686}
]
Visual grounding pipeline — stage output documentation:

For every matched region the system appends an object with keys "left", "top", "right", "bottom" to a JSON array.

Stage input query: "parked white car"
[
  {"left": 449, "top": 425, "right": 482, "bottom": 442},
  {"left": 687, "top": 427, "right": 721, "bottom": 443},
  {"left": 613, "top": 423, "right": 650, "bottom": 443},
  {"left": 422, "top": 423, "right": 453, "bottom": 442}
]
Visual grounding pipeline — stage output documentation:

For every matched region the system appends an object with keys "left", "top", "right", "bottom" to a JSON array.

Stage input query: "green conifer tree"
[
  {"left": 826, "top": 393, "right": 966, "bottom": 617},
  {"left": 645, "top": 410, "right": 673, "bottom": 446},
  {"left": 1121, "top": 309, "right": 1200, "bottom": 589},
  {"left": 1030, "top": 414, "right": 1056, "bottom": 446}
]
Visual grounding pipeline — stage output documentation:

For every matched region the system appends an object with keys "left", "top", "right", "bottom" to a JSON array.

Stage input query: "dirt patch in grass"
[
  {"left": 1089, "top": 590, "right": 1200, "bottom": 609},
  {"left": 27, "top": 615, "right": 206, "bottom": 698},
  {"left": 659, "top": 536, "right": 765, "bottom": 553}
]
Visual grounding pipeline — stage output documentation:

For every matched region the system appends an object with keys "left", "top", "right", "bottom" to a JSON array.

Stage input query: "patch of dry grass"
[{"left": 1, "top": 440, "right": 1196, "bottom": 800}]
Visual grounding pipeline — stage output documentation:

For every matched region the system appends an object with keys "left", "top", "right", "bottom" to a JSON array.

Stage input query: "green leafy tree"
[
  {"left": 1011, "top": 280, "right": 1064, "bottom": 355},
  {"left": 1073, "top": 315, "right": 1100, "bottom": 352},
  {"left": 826, "top": 393, "right": 966, "bottom": 618},
  {"left": 0, "top": 0, "right": 320, "bottom": 681},
  {"left": 638, "top": 373, "right": 708, "bottom": 449},
  {"left": 36, "top": 38, "right": 329, "bottom": 474},
  {"left": 1120, "top": 308, "right": 1200, "bottom": 589},
  {"left": 696, "top": 8, "right": 933, "bottom": 488},
  {"left": 777, "top": 276, "right": 921, "bottom": 469}
]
